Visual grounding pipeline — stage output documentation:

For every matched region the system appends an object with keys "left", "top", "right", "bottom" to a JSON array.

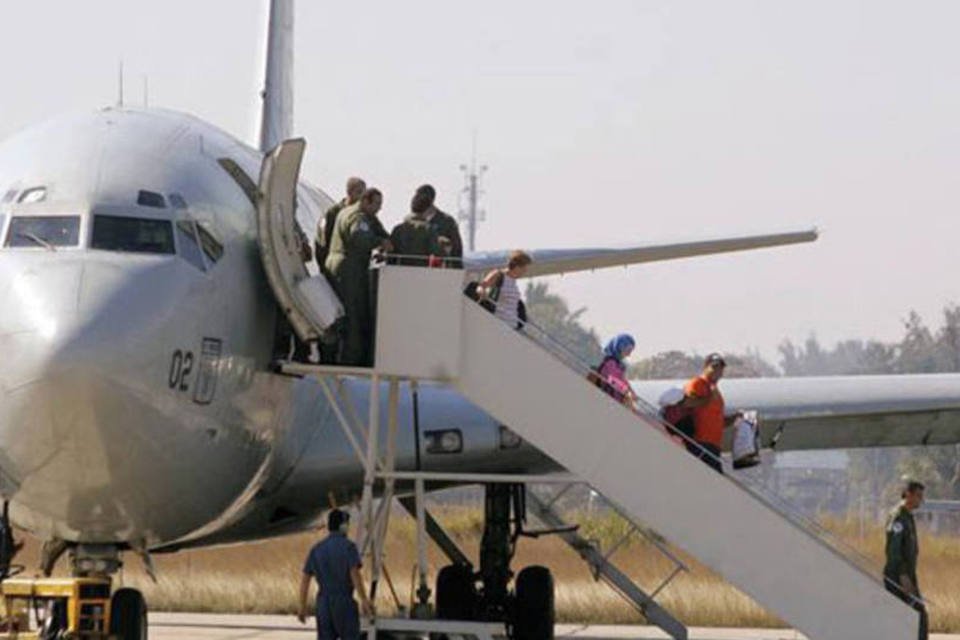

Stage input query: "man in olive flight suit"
[
  {"left": 413, "top": 184, "right": 462, "bottom": 264},
  {"left": 390, "top": 190, "right": 446, "bottom": 266},
  {"left": 884, "top": 479, "right": 928, "bottom": 640},
  {"left": 325, "top": 188, "right": 390, "bottom": 367},
  {"left": 316, "top": 177, "right": 367, "bottom": 274}
]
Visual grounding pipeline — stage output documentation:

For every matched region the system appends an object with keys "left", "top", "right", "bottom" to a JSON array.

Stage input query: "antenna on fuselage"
[
  {"left": 458, "top": 132, "right": 488, "bottom": 252},
  {"left": 117, "top": 60, "right": 124, "bottom": 108}
]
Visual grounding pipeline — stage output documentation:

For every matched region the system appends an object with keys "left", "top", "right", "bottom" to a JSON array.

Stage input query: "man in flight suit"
[
  {"left": 325, "top": 188, "right": 390, "bottom": 366},
  {"left": 884, "top": 479, "right": 928, "bottom": 640},
  {"left": 413, "top": 184, "right": 463, "bottom": 263},
  {"left": 298, "top": 510, "right": 372, "bottom": 640},
  {"left": 316, "top": 177, "right": 366, "bottom": 273},
  {"left": 390, "top": 190, "right": 445, "bottom": 265}
]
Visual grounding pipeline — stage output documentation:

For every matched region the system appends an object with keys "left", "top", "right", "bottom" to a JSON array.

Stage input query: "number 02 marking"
[{"left": 169, "top": 350, "right": 195, "bottom": 392}]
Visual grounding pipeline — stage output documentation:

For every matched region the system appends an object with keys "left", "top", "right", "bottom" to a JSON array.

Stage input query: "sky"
[{"left": 1, "top": 1, "right": 958, "bottom": 364}]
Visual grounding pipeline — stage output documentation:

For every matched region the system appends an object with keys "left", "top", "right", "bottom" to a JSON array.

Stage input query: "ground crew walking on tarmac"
[
  {"left": 884, "top": 479, "right": 928, "bottom": 640},
  {"left": 414, "top": 184, "right": 463, "bottom": 261},
  {"left": 298, "top": 509, "right": 372, "bottom": 640},
  {"left": 316, "top": 177, "right": 367, "bottom": 273},
  {"left": 325, "top": 188, "right": 391, "bottom": 366}
]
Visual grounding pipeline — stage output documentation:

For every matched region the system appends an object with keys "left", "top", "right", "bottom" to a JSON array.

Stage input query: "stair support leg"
[{"left": 526, "top": 492, "right": 688, "bottom": 640}]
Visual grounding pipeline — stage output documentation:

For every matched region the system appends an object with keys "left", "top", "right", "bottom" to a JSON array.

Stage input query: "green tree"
[{"left": 524, "top": 282, "right": 603, "bottom": 365}]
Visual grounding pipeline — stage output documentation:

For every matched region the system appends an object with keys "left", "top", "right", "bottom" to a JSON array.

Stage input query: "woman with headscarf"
[{"left": 592, "top": 334, "right": 639, "bottom": 406}]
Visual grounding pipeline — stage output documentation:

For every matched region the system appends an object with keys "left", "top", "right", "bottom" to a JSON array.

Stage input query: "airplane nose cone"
[{"left": 0, "top": 255, "right": 193, "bottom": 540}]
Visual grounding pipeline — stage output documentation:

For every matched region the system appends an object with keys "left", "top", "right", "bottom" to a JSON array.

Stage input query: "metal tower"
[{"left": 458, "top": 139, "right": 488, "bottom": 253}]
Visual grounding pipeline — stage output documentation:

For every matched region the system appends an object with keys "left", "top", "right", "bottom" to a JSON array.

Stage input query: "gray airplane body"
[{"left": 0, "top": 2, "right": 958, "bottom": 564}]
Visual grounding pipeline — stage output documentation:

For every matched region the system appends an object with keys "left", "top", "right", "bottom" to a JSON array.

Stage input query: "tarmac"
[{"left": 148, "top": 613, "right": 960, "bottom": 639}]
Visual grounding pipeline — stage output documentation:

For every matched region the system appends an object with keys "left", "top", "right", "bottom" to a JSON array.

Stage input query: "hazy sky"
[{"left": 2, "top": 1, "right": 958, "bottom": 364}]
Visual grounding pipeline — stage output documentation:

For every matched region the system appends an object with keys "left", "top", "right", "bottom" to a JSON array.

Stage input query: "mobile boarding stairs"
[
  {"left": 354, "top": 266, "right": 923, "bottom": 640},
  {"left": 255, "top": 139, "right": 921, "bottom": 640}
]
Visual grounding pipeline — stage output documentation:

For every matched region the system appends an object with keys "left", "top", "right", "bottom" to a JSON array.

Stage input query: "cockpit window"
[
  {"left": 6, "top": 216, "right": 80, "bottom": 248},
  {"left": 168, "top": 193, "right": 188, "bottom": 210},
  {"left": 137, "top": 190, "right": 166, "bottom": 209},
  {"left": 17, "top": 187, "right": 46, "bottom": 204},
  {"left": 196, "top": 223, "right": 223, "bottom": 263},
  {"left": 91, "top": 215, "right": 174, "bottom": 254},
  {"left": 1, "top": 189, "right": 17, "bottom": 204},
  {"left": 175, "top": 220, "right": 206, "bottom": 271}
]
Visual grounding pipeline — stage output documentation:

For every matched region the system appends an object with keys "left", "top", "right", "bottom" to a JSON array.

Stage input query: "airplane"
[{"left": 0, "top": 1, "right": 958, "bottom": 638}]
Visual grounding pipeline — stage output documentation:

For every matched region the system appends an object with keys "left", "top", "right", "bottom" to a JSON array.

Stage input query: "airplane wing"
[
  {"left": 632, "top": 374, "right": 960, "bottom": 451},
  {"left": 464, "top": 228, "right": 818, "bottom": 278}
]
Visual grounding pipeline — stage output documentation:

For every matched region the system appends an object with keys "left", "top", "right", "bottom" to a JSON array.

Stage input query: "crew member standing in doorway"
[
  {"left": 325, "top": 188, "right": 390, "bottom": 366},
  {"left": 884, "top": 479, "right": 928, "bottom": 640},
  {"left": 316, "top": 177, "right": 367, "bottom": 273},
  {"left": 298, "top": 509, "right": 372, "bottom": 640}
]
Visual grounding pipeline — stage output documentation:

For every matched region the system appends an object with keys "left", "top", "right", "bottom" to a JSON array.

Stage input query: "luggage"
[
  {"left": 732, "top": 412, "right": 761, "bottom": 469},
  {"left": 463, "top": 271, "right": 504, "bottom": 314}
]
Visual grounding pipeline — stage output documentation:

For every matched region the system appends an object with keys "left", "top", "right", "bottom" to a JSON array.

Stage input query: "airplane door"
[{"left": 257, "top": 139, "right": 344, "bottom": 342}]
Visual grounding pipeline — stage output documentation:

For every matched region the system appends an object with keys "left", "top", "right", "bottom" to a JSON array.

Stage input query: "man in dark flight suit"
[
  {"left": 390, "top": 191, "right": 444, "bottom": 266},
  {"left": 325, "top": 188, "right": 390, "bottom": 366},
  {"left": 316, "top": 177, "right": 366, "bottom": 274},
  {"left": 413, "top": 184, "right": 463, "bottom": 263},
  {"left": 884, "top": 479, "right": 928, "bottom": 640}
]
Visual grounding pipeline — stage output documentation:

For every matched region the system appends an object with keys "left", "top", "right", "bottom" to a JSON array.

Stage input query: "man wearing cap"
[
  {"left": 884, "top": 480, "right": 928, "bottom": 640},
  {"left": 298, "top": 509, "right": 372, "bottom": 640},
  {"left": 683, "top": 353, "right": 739, "bottom": 474}
]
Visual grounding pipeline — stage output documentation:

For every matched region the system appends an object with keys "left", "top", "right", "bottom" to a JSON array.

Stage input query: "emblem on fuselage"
[{"left": 193, "top": 337, "right": 223, "bottom": 405}]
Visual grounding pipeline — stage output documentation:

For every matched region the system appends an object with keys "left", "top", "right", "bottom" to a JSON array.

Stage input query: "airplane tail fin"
[{"left": 258, "top": 0, "right": 294, "bottom": 153}]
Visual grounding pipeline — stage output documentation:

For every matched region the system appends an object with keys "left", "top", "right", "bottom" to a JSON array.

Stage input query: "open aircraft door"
[{"left": 257, "top": 138, "right": 343, "bottom": 341}]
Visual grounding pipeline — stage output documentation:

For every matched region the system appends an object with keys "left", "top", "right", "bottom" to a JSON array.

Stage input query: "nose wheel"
[{"left": 111, "top": 588, "right": 148, "bottom": 640}]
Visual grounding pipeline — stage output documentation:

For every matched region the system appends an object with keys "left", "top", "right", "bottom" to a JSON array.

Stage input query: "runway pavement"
[{"left": 148, "top": 613, "right": 960, "bottom": 639}]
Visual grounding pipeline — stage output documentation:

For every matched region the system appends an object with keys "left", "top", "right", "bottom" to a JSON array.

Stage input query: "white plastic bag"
[{"left": 732, "top": 411, "right": 760, "bottom": 468}]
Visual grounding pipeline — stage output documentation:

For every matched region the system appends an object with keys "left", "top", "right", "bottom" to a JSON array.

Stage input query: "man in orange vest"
[{"left": 683, "top": 353, "right": 740, "bottom": 474}]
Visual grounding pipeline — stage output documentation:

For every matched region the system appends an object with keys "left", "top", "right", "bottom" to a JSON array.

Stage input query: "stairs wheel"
[
  {"left": 513, "top": 566, "right": 555, "bottom": 640},
  {"left": 110, "top": 588, "right": 148, "bottom": 640},
  {"left": 436, "top": 564, "right": 476, "bottom": 620}
]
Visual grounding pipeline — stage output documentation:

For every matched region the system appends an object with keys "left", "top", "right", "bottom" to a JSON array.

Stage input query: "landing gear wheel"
[
  {"left": 436, "top": 564, "right": 477, "bottom": 620},
  {"left": 512, "top": 566, "right": 554, "bottom": 640},
  {"left": 110, "top": 588, "right": 148, "bottom": 640}
]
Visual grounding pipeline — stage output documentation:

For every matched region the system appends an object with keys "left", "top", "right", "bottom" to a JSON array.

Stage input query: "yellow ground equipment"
[{"left": 0, "top": 577, "right": 112, "bottom": 639}]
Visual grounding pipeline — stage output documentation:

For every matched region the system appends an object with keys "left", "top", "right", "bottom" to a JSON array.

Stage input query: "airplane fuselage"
[{"left": 0, "top": 108, "right": 552, "bottom": 552}]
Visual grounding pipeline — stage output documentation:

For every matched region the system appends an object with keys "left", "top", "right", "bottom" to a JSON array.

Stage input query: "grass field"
[{"left": 19, "top": 506, "right": 960, "bottom": 632}]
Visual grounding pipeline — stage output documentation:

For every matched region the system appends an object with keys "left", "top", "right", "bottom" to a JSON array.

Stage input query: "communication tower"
[{"left": 458, "top": 139, "right": 488, "bottom": 252}]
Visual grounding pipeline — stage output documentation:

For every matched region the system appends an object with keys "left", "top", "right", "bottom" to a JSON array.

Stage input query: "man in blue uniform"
[{"left": 298, "top": 510, "right": 372, "bottom": 640}]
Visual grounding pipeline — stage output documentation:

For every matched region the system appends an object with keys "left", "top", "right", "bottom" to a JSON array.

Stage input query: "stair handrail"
[{"left": 470, "top": 297, "right": 917, "bottom": 601}]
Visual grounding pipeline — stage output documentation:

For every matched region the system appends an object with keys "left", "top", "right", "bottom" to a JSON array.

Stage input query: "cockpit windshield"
[
  {"left": 91, "top": 215, "right": 174, "bottom": 254},
  {"left": 5, "top": 216, "right": 81, "bottom": 248}
]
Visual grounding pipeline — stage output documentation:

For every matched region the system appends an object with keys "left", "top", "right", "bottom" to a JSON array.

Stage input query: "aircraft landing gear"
[
  {"left": 435, "top": 484, "right": 555, "bottom": 640},
  {"left": 16, "top": 543, "right": 150, "bottom": 639},
  {"left": 111, "top": 588, "right": 148, "bottom": 640}
]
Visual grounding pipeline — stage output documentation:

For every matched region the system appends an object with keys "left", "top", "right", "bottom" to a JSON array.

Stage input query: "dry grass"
[{"left": 16, "top": 507, "right": 960, "bottom": 632}]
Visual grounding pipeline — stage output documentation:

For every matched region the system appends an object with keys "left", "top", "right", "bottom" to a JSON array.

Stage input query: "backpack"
[
  {"left": 662, "top": 405, "right": 695, "bottom": 440},
  {"left": 464, "top": 270, "right": 504, "bottom": 314}
]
